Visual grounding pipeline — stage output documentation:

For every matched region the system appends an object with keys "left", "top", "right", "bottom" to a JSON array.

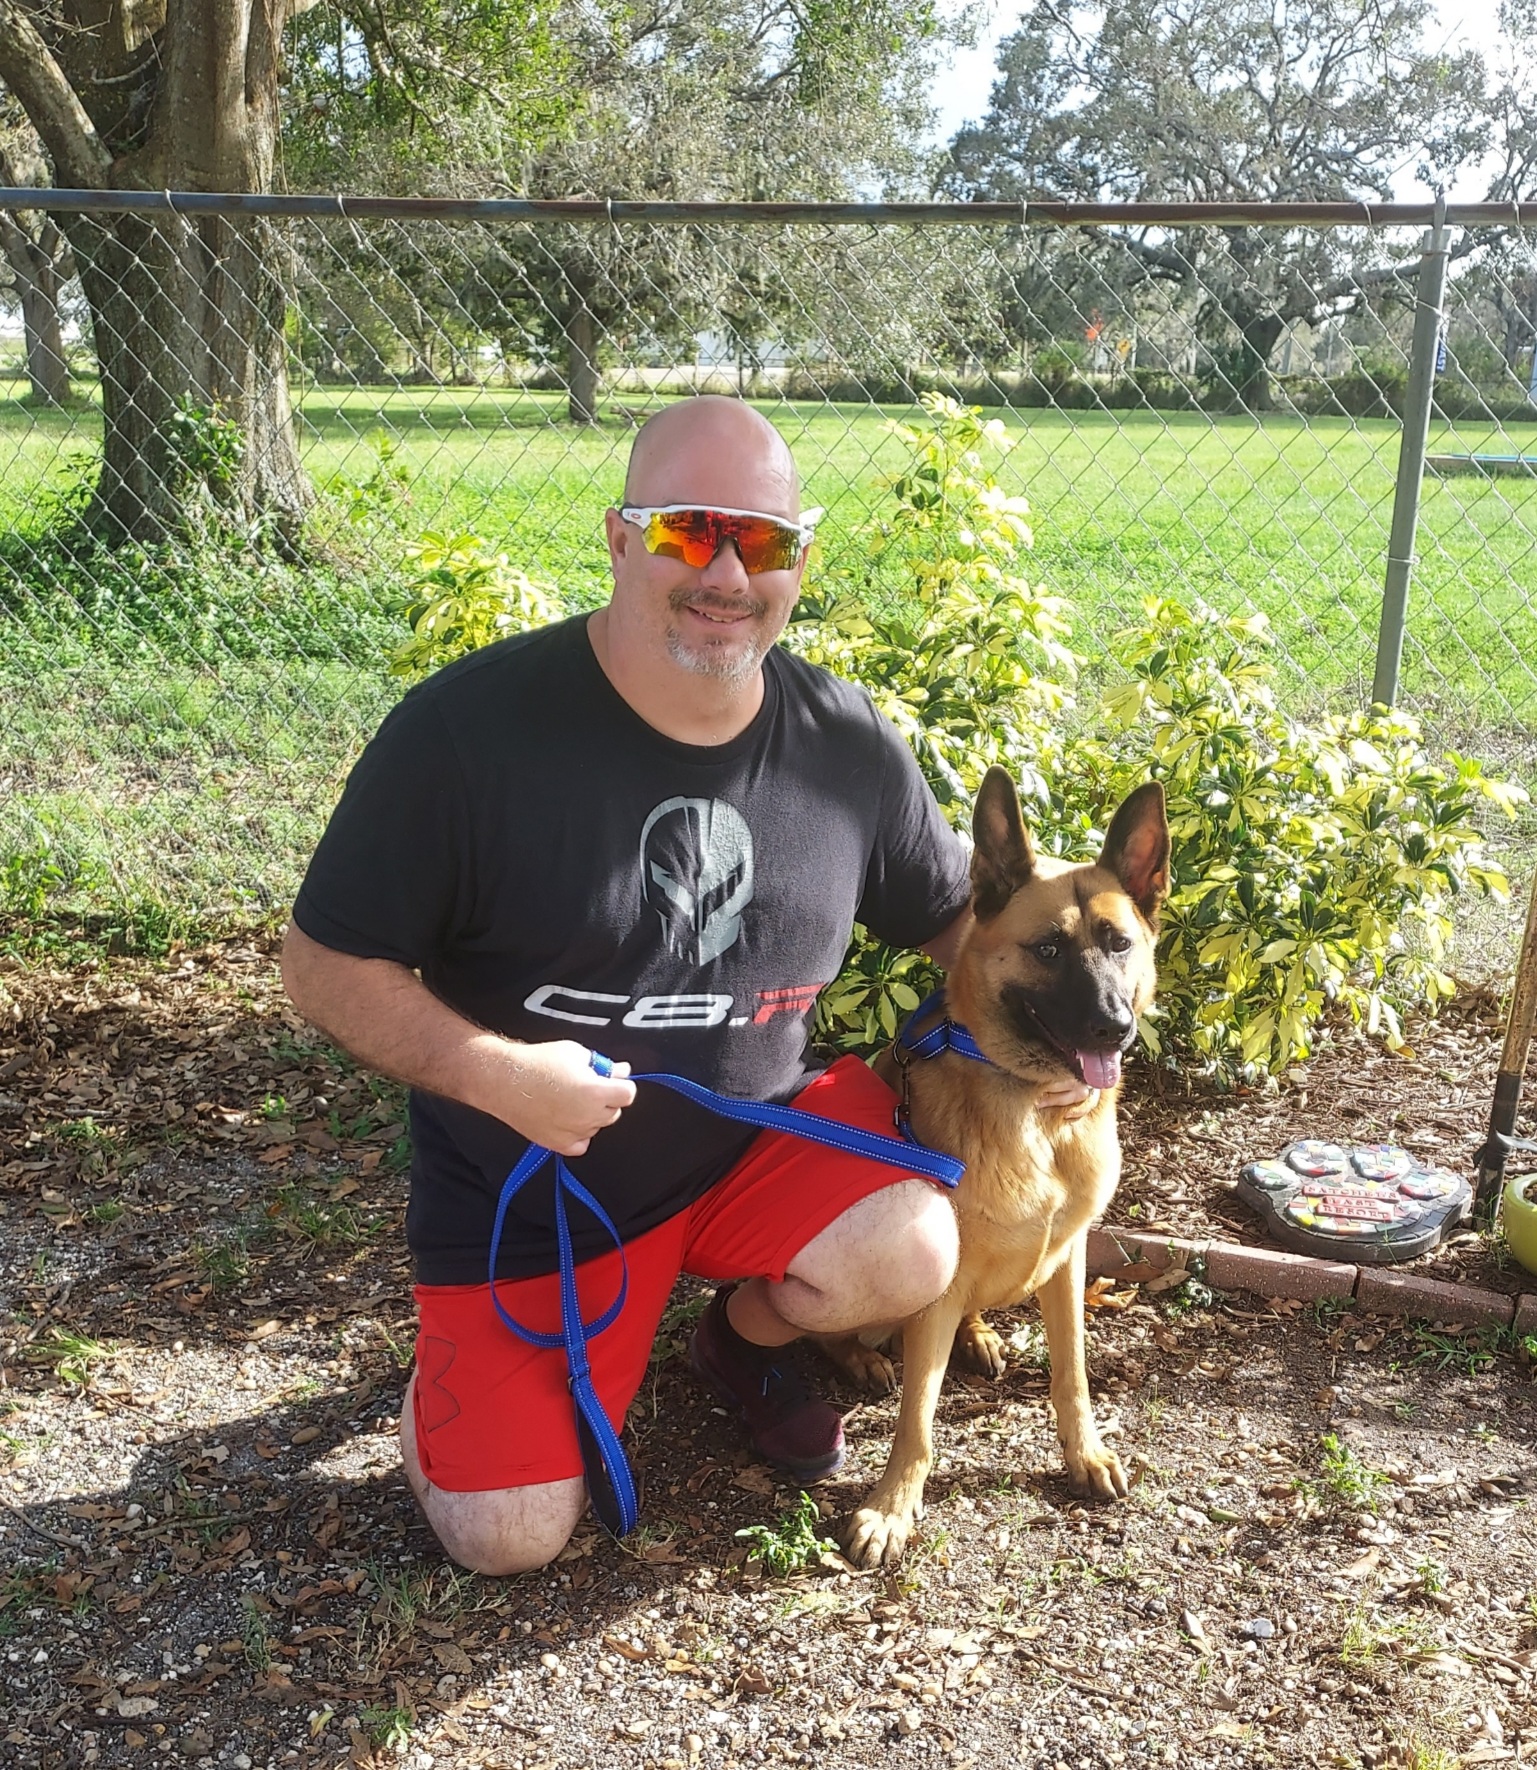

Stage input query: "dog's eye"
[
  {"left": 1108, "top": 931, "right": 1134, "bottom": 954},
  {"left": 1032, "top": 940, "right": 1060, "bottom": 963}
]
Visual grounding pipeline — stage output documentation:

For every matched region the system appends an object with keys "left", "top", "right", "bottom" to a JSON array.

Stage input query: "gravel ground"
[{"left": 2, "top": 941, "right": 1536, "bottom": 1770}]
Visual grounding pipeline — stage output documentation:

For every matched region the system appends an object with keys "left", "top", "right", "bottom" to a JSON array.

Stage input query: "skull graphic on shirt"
[{"left": 639, "top": 796, "right": 755, "bottom": 966}]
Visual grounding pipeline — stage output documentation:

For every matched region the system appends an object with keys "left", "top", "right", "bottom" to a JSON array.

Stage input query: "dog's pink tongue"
[{"left": 1079, "top": 1049, "right": 1122, "bottom": 1090}]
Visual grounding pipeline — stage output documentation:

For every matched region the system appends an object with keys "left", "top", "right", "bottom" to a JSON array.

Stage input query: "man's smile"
[{"left": 670, "top": 589, "right": 769, "bottom": 629}]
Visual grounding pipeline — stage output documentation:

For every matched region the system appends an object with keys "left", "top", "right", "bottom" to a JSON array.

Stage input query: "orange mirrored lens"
[{"left": 641, "top": 511, "right": 801, "bottom": 573}]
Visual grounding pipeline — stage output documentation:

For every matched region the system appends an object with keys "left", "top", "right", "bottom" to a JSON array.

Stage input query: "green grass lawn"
[
  {"left": 287, "top": 388, "right": 1537, "bottom": 727},
  {"left": 1, "top": 378, "right": 1534, "bottom": 942}
]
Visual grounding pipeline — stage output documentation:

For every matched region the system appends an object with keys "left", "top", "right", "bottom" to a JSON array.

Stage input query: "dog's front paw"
[
  {"left": 1063, "top": 1440, "right": 1129, "bottom": 1502},
  {"left": 953, "top": 1313, "right": 1006, "bottom": 1380},
  {"left": 843, "top": 1503, "right": 917, "bottom": 1569}
]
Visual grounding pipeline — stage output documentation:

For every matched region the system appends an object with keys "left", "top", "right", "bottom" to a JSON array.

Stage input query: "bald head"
[{"left": 622, "top": 396, "right": 800, "bottom": 517}]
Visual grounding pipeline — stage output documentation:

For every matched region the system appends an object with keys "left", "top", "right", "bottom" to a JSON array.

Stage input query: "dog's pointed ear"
[
  {"left": 971, "top": 767, "right": 1036, "bottom": 920},
  {"left": 1099, "top": 781, "right": 1170, "bottom": 924}
]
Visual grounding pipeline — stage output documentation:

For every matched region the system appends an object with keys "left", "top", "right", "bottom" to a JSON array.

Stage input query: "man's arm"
[
  {"left": 280, "top": 923, "right": 636, "bottom": 1157},
  {"left": 919, "top": 907, "right": 970, "bottom": 972}
]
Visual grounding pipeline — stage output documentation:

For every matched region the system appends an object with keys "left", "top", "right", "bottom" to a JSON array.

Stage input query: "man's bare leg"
[
  {"left": 400, "top": 1373, "right": 587, "bottom": 1575},
  {"left": 726, "top": 1177, "right": 958, "bottom": 1346}
]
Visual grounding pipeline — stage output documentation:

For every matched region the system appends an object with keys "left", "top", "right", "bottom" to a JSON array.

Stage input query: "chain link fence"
[{"left": 0, "top": 193, "right": 1534, "bottom": 951}]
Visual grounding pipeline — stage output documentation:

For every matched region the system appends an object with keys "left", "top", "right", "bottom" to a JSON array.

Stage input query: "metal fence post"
[{"left": 1370, "top": 192, "right": 1451, "bottom": 709}]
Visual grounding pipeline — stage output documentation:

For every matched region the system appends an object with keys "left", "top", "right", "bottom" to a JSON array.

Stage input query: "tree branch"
[{"left": 0, "top": 0, "right": 113, "bottom": 187}]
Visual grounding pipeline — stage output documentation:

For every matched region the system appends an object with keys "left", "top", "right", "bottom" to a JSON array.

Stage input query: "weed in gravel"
[
  {"left": 270, "top": 1031, "right": 327, "bottom": 1065},
  {"left": 0, "top": 1566, "right": 49, "bottom": 1636},
  {"left": 359, "top": 1703, "right": 415, "bottom": 1753},
  {"left": 1338, "top": 1596, "right": 1433, "bottom": 1664},
  {"left": 37, "top": 1327, "right": 114, "bottom": 1388},
  {"left": 1393, "top": 1740, "right": 1458, "bottom": 1770},
  {"left": 1415, "top": 1557, "right": 1448, "bottom": 1596},
  {"left": 1307, "top": 1296, "right": 1354, "bottom": 1330},
  {"left": 1305, "top": 1433, "right": 1389, "bottom": 1511},
  {"left": 1410, "top": 1324, "right": 1499, "bottom": 1375},
  {"left": 271, "top": 1182, "right": 382, "bottom": 1249},
  {"left": 650, "top": 1288, "right": 709, "bottom": 1373},
  {"left": 366, "top": 1560, "right": 473, "bottom": 1644},
  {"left": 49, "top": 1114, "right": 124, "bottom": 1176},
  {"left": 241, "top": 1596, "right": 272, "bottom": 1672},
  {"left": 84, "top": 1199, "right": 126, "bottom": 1225},
  {"left": 624, "top": 1524, "right": 685, "bottom": 1559},
  {"left": 1162, "top": 1276, "right": 1215, "bottom": 1314},
  {"left": 195, "top": 1222, "right": 269, "bottom": 1291},
  {"left": 736, "top": 1492, "right": 838, "bottom": 1578}
]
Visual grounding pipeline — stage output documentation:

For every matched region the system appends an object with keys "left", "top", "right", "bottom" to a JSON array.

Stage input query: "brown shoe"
[{"left": 689, "top": 1284, "right": 845, "bottom": 1479}]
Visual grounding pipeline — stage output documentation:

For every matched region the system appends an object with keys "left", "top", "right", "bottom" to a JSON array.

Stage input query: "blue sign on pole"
[{"left": 1435, "top": 325, "right": 1448, "bottom": 374}]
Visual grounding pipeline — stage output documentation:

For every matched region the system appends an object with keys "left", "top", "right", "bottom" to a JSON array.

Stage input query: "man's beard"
[{"left": 665, "top": 589, "right": 770, "bottom": 685}]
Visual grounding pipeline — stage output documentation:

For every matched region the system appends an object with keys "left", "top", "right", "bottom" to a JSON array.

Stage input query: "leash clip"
[{"left": 893, "top": 1039, "right": 917, "bottom": 1143}]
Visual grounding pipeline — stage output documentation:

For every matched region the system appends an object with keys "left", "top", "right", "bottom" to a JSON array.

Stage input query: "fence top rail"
[{"left": 0, "top": 188, "right": 1534, "bottom": 230}]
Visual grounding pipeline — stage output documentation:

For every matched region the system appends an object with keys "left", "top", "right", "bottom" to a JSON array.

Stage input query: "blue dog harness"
[
  {"left": 487, "top": 1052, "right": 966, "bottom": 1536},
  {"left": 890, "top": 987, "right": 1000, "bottom": 1141},
  {"left": 894, "top": 987, "right": 996, "bottom": 1066}
]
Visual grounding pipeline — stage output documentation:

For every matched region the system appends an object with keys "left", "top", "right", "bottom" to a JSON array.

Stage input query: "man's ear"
[
  {"left": 971, "top": 767, "right": 1036, "bottom": 920},
  {"left": 1099, "top": 781, "right": 1170, "bottom": 923},
  {"left": 604, "top": 506, "right": 630, "bottom": 574}
]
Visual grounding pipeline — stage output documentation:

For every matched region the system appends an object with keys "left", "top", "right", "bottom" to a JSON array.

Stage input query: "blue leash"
[{"left": 487, "top": 1052, "right": 965, "bottom": 1536}]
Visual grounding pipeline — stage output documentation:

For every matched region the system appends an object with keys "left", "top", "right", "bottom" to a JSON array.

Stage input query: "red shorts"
[{"left": 412, "top": 1055, "right": 919, "bottom": 1492}]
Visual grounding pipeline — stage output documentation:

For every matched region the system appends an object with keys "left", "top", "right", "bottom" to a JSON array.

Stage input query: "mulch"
[{"left": 1, "top": 937, "right": 1535, "bottom": 1770}]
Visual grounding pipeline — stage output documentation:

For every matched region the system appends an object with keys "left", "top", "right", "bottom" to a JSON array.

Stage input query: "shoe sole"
[{"left": 688, "top": 1341, "right": 845, "bottom": 1481}]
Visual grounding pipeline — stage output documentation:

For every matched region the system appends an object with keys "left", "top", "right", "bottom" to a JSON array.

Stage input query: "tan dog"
[{"left": 832, "top": 766, "right": 1169, "bottom": 1568}]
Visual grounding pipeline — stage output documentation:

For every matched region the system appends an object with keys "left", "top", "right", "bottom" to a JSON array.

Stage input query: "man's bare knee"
[
  {"left": 424, "top": 1479, "right": 588, "bottom": 1578},
  {"left": 782, "top": 1180, "right": 959, "bottom": 1332},
  {"left": 398, "top": 1386, "right": 586, "bottom": 1575},
  {"left": 864, "top": 1188, "right": 958, "bottom": 1317}
]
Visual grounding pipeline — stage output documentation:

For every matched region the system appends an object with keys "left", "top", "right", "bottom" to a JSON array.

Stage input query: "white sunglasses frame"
[{"left": 618, "top": 503, "right": 822, "bottom": 555}]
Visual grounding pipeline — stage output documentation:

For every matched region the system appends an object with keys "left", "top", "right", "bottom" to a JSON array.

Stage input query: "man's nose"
[{"left": 697, "top": 538, "right": 751, "bottom": 593}]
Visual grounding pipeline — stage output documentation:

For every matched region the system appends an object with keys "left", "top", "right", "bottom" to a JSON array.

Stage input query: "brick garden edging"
[{"left": 1086, "top": 1224, "right": 1533, "bottom": 1333}]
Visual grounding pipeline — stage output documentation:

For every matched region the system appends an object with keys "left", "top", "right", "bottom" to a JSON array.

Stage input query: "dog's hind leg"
[
  {"left": 1036, "top": 1233, "right": 1129, "bottom": 1502},
  {"left": 843, "top": 1292, "right": 966, "bottom": 1568},
  {"left": 952, "top": 1312, "right": 1006, "bottom": 1379},
  {"left": 816, "top": 1329, "right": 898, "bottom": 1394}
]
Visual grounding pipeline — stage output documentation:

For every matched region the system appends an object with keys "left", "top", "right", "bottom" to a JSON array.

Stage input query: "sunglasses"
[{"left": 620, "top": 504, "right": 820, "bottom": 574}]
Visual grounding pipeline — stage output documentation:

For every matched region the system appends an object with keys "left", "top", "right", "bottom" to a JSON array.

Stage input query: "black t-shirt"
[{"left": 293, "top": 615, "right": 970, "bottom": 1282}]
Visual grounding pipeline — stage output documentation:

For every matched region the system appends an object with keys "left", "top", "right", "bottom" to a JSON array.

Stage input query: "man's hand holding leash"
[{"left": 498, "top": 1040, "right": 634, "bottom": 1156}]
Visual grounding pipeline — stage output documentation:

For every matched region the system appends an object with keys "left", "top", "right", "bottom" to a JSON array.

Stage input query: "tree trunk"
[
  {"left": 66, "top": 208, "right": 311, "bottom": 546},
  {"left": 0, "top": 209, "right": 71, "bottom": 405},
  {"left": 1218, "top": 311, "right": 1286, "bottom": 413},
  {"left": 566, "top": 284, "right": 600, "bottom": 424},
  {"left": 0, "top": 0, "right": 314, "bottom": 548}
]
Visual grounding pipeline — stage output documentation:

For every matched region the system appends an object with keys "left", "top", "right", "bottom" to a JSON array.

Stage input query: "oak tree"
[{"left": 945, "top": 0, "right": 1486, "bottom": 407}]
